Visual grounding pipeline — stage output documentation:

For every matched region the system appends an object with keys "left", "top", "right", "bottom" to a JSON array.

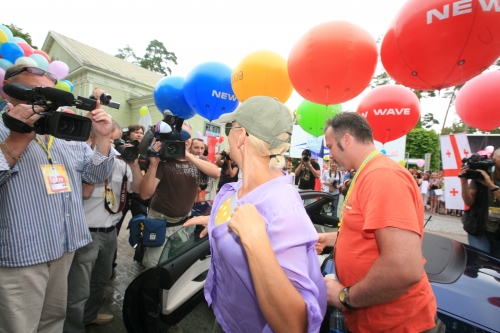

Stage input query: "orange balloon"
[
  {"left": 231, "top": 50, "right": 293, "bottom": 103},
  {"left": 33, "top": 49, "right": 51, "bottom": 63},
  {"left": 288, "top": 21, "right": 378, "bottom": 105},
  {"left": 381, "top": 0, "right": 500, "bottom": 90}
]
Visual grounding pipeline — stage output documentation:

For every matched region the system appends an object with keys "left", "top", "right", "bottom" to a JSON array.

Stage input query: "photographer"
[
  {"left": 216, "top": 149, "right": 239, "bottom": 192},
  {"left": 139, "top": 122, "right": 219, "bottom": 269},
  {"left": 294, "top": 148, "right": 321, "bottom": 190},
  {"left": 459, "top": 149, "right": 500, "bottom": 258},
  {"left": 65, "top": 121, "right": 143, "bottom": 332},
  {"left": 0, "top": 65, "right": 116, "bottom": 333}
]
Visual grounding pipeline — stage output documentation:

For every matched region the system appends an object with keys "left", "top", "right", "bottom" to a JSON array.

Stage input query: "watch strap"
[
  {"left": 492, "top": 186, "right": 500, "bottom": 192},
  {"left": 339, "top": 286, "right": 356, "bottom": 310}
]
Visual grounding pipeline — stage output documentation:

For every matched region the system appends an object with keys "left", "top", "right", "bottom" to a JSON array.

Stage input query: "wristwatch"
[
  {"left": 491, "top": 186, "right": 500, "bottom": 192},
  {"left": 339, "top": 287, "right": 356, "bottom": 310}
]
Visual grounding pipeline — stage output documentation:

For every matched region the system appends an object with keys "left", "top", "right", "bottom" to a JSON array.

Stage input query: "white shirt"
[
  {"left": 321, "top": 169, "right": 342, "bottom": 195},
  {"left": 84, "top": 158, "right": 133, "bottom": 228}
]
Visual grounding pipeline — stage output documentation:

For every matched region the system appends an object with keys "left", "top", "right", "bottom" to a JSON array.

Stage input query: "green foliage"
[
  {"left": 406, "top": 128, "right": 440, "bottom": 170},
  {"left": 1, "top": 23, "right": 37, "bottom": 49},
  {"left": 115, "top": 40, "right": 177, "bottom": 76},
  {"left": 442, "top": 119, "right": 500, "bottom": 135}
]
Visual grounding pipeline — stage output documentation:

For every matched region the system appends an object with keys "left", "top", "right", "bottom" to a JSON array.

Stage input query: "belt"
[{"left": 89, "top": 226, "right": 116, "bottom": 233}]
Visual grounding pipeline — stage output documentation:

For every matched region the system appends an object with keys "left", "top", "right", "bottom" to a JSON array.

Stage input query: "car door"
[{"left": 123, "top": 225, "right": 210, "bottom": 332}]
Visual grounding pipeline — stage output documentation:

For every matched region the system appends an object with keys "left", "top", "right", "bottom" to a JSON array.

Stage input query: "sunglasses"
[
  {"left": 5, "top": 67, "right": 58, "bottom": 85},
  {"left": 225, "top": 123, "right": 249, "bottom": 137}
]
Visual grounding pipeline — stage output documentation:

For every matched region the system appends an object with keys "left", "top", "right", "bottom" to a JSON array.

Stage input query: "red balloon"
[
  {"left": 381, "top": 0, "right": 500, "bottom": 91},
  {"left": 356, "top": 85, "right": 420, "bottom": 144},
  {"left": 33, "top": 49, "right": 51, "bottom": 63},
  {"left": 455, "top": 71, "right": 500, "bottom": 131},
  {"left": 288, "top": 21, "right": 378, "bottom": 105},
  {"left": 17, "top": 42, "right": 33, "bottom": 57},
  {"left": 219, "top": 136, "right": 225, "bottom": 144}
]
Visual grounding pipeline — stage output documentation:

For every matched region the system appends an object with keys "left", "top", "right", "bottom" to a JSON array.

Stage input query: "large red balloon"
[
  {"left": 381, "top": 0, "right": 500, "bottom": 91},
  {"left": 288, "top": 21, "right": 378, "bottom": 105},
  {"left": 356, "top": 85, "right": 420, "bottom": 144},
  {"left": 455, "top": 71, "right": 500, "bottom": 131}
]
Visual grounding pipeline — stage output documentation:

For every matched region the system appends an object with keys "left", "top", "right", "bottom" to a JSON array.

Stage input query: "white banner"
[{"left": 440, "top": 133, "right": 471, "bottom": 210}]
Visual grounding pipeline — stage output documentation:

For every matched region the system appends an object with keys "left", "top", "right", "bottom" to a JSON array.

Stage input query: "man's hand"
[
  {"left": 5, "top": 103, "right": 44, "bottom": 141},
  {"left": 89, "top": 101, "right": 112, "bottom": 137},
  {"left": 228, "top": 204, "right": 267, "bottom": 243},
  {"left": 325, "top": 278, "right": 345, "bottom": 308},
  {"left": 315, "top": 233, "right": 327, "bottom": 254},
  {"left": 148, "top": 139, "right": 162, "bottom": 167},
  {"left": 476, "top": 169, "right": 495, "bottom": 188},
  {"left": 183, "top": 215, "right": 210, "bottom": 238}
]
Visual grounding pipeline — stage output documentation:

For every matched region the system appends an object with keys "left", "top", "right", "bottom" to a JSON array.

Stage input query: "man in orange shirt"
[{"left": 316, "top": 112, "right": 444, "bottom": 333}]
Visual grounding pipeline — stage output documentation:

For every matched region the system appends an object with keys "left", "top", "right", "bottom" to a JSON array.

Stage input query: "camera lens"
[
  {"left": 58, "top": 119, "right": 75, "bottom": 134},
  {"left": 166, "top": 144, "right": 178, "bottom": 155}
]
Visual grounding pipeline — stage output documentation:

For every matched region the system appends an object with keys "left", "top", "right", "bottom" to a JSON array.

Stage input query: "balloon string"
[{"left": 384, "top": 129, "right": 390, "bottom": 144}]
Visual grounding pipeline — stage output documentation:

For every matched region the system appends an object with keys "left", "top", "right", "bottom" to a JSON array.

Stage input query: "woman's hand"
[{"left": 183, "top": 215, "right": 210, "bottom": 238}]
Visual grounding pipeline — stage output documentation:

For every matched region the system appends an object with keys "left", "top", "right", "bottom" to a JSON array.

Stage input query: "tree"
[
  {"left": 115, "top": 40, "right": 177, "bottom": 76},
  {"left": 115, "top": 45, "right": 136, "bottom": 62},
  {"left": 442, "top": 119, "right": 500, "bottom": 135},
  {"left": 406, "top": 128, "right": 441, "bottom": 170},
  {"left": 1, "top": 23, "right": 37, "bottom": 49}
]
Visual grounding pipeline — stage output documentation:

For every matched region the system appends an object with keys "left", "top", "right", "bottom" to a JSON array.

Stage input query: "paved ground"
[{"left": 85, "top": 203, "right": 469, "bottom": 333}]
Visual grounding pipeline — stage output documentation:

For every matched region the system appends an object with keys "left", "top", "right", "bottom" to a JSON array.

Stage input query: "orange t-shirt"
[{"left": 336, "top": 155, "right": 437, "bottom": 333}]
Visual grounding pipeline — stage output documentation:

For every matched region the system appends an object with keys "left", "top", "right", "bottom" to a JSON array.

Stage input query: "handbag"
[{"left": 127, "top": 214, "right": 167, "bottom": 248}]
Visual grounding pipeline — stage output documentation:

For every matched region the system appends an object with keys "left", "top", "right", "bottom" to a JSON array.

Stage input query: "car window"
[{"left": 158, "top": 225, "right": 207, "bottom": 266}]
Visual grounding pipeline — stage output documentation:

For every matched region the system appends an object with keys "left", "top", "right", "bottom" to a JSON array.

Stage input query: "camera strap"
[
  {"left": 104, "top": 173, "right": 128, "bottom": 215},
  {"left": 2, "top": 112, "right": 35, "bottom": 134}
]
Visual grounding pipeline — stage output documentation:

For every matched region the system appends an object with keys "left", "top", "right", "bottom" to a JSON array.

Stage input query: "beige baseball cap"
[{"left": 216, "top": 96, "right": 293, "bottom": 149}]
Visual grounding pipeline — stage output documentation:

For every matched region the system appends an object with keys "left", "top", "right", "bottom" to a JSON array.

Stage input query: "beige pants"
[
  {"left": 142, "top": 209, "right": 190, "bottom": 269},
  {"left": 0, "top": 252, "right": 75, "bottom": 333}
]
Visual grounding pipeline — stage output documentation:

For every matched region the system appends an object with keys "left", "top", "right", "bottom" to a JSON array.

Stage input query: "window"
[{"left": 204, "top": 122, "right": 221, "bottom": 135}]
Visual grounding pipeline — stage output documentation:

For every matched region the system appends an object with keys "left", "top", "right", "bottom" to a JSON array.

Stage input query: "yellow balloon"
[
  {"left": 0, "top": 30, "right": 7, "bottom": 44},
  {"left": 398, "top": 160, "right": 406, "bottom": 167},
  {"left": 231, "top": 50, "right": 293, "bottom": 103},
  {"left": 55, "top": 81, "right": 71, "bottom": 92},
  {"left": 139, "top": 106, "right": 149, "bottom": 116}
]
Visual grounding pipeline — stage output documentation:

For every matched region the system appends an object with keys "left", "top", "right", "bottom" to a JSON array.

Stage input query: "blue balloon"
[
  {"left": 183, "top": 62, "right": 239, "bottom": 121},
  {"left": 9, "top": 37, "right": 27, "bottom": 44},
  {"left": 153, "top": 76, "right": 195, "bottom": 119},
  {"left": 60, "top": 79, "right": 74, "bottom": 92},
  {"left": 0, "top": 42, "right": 24, "bottom": 63},
  {"left": 0, "top": 59, "right": 13, "bottom": 70},
  {"left": 0, "top": 25, "right": 13, "bottom": 40},
  {"left": 381, "top": 149, "right": 387, "bottom": 154},
  {"left": 29, "top": 54, "right": 49, "bottom": 71}
]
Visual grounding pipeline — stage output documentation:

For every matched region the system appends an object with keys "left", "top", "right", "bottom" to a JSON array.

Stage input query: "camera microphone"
[
  {"left": 33, "top": 86, "right": 75, "bottom": 106},
  {"left": 3, "top": 83, "right": 34, "bottom": 101}
]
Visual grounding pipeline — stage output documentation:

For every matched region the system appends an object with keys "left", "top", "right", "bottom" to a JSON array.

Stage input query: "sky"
[{"left": 3, "top": 0, "right": 461, "bottom": 129}]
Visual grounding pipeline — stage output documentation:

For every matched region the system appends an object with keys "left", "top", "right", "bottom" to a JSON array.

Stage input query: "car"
[{"left": 123, "top": 190, "right": 500, "bottom": 333}]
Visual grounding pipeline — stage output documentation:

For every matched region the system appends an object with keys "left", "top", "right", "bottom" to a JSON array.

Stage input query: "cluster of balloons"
[
  {"left": 380, "top": 0, "right": 500, "bottom": 132},
  {"left": 0, "top": 25, "right": 73, "bottom": 100}
]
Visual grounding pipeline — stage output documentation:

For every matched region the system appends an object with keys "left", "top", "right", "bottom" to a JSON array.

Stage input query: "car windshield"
[{"left": 158, "top": 225, "right": 207, "bottom": 265}]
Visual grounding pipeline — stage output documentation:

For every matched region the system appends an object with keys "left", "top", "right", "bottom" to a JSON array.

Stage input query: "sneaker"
[{"left": 85, "top": 313, "right": 114, "bottom": 326}]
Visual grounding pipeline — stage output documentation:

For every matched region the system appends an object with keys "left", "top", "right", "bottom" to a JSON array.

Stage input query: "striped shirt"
[{"left": 0, "top": 119, "right": 116, "bottom": 267}]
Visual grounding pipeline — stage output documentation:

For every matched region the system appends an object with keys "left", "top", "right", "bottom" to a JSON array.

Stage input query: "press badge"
[
  {"left": 489, "top": 206, "right": 500, "bottom": 220},
  {"left": 41, "top": 164, "right": 72, "bottom": 194}
]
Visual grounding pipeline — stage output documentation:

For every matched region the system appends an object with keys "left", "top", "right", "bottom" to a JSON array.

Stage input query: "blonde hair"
[{"left": 247, "top": 132, "right": 291, "bottom": 172}]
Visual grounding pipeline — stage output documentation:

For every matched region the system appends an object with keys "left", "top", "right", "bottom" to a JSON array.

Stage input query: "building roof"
[{"left": 42, "top": 31, "right": 164, "bottom": 88}]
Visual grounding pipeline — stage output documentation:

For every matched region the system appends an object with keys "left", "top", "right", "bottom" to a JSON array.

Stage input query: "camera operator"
[
  {"left": 0, "top": 65, "right": 116, "bottom": 333},
  {"left": 139, "top": 122, "right": 219, "bottom": 268},
  {"left": 65, "top": 120, "right": 143, "bottom": 332},
  {"left": 459, "top": 149, "right": 500, "bottom": 258},
  {"left": 295, "top": 148, "right": 321, "bottom": 190},
  {"left": 216, "top": 149, "right": 239, "bottom": 192}
]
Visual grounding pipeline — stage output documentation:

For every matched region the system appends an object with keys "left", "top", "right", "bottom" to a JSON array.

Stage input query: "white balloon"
[{"left": 15, "top": 57, "right": 38, "bottom": 67}]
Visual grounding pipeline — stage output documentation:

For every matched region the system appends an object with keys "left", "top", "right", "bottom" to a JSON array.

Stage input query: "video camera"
[
  {"left": 220, "top": 150, "right": 231, "bottom": 161},
  {"left": 138, "top": 111, "right": 190, "bottom": 160},
  {"left": 89, "top": 92, "right": 120, "bottom": 110},
  {"left": 460, "top": 153, "right": 495, "bottom": 180},
  {"left": 2, "top": 82, "right": 97, "bottom": 141},
  {"left": 113, "top": 138, "right": 139, "bottom": 163}
]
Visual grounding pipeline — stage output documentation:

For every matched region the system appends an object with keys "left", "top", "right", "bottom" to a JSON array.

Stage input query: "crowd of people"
[{"left": 10, "top": 65, "right": 500, "bottom": 333}]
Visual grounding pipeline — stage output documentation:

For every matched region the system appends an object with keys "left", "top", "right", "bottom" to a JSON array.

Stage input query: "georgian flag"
[{"left": 440, "top": 134, "right": 471, "bottom": 210}]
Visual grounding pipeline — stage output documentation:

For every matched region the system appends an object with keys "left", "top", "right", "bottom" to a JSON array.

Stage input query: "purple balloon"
[
  {"left": 0, "top": 42, "right": 24, "bottom": 63},
  {"left": 47, "top": 60, "right": 69, "bottom": 80},
  {"left": 0, "top": 68, "right": 5, "bottom": 86}
]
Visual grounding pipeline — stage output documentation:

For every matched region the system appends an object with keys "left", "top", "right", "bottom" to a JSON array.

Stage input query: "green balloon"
[
  {"left": 296, "top": 100, "right": 342, "bottom": 137},
  {"left": 55, "top": 81, "right": 71, "bottom": 92}
]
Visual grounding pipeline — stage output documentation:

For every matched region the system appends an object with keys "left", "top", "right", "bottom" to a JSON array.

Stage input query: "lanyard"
[
  {"left": 35, "top": 136, "right": 55, "bottom": 165},
  {"left": 104, "top": 172, "right": 128, "bottom": 215},
  {"left": 338, "top": 150, "right": 382, "bottom": 231}
]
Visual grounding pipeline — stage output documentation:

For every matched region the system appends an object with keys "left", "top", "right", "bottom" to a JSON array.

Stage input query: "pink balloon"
[
  {"left": 0, "top": 68, "right": 5, "bottom": 87},
  {"left": 455, "top": 71, "right": 500, "bottom": 131},
  {"left": 416, "top": 159, "right": 425, "bottom": 168},
  {"left": 1, "top": 87, "right": 10, "bottom": 101},
  {"left": 17, "top": 42, "right": 33, "bottom": 57},
  {"left": 47, "top": 60, "right": 69, "bottom": 80}
]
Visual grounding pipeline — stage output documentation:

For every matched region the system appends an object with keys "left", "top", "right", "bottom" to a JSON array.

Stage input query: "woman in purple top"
[{"left": 185, "top": 96, "right": 326, "bottom": 333}]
